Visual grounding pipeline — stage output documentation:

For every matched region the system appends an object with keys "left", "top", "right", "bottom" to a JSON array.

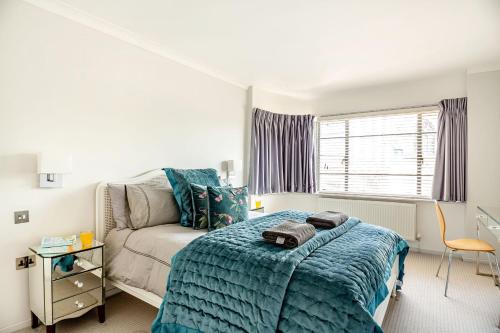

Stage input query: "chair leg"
[
  {"left": 492, "top": 253, "right": 500, "bottom": 286},
  {"left": 487, "top": 253, "right": 497, "bottom": 285},
  {"left": 476, "top": 251, "right": 480, "bottom": 275},
  {"left": 494, "top": 253, "right": 500, "bottom": 274},
  {"left": 445, "top": 250, "right": 454, "bottom": 297},
  {"left": 436, "top": 247, "right": 448, "bottom": 277}
]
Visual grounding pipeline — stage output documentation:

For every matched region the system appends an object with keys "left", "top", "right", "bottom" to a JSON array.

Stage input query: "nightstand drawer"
[
  {"left": 52, "top": 247, "right": 103, "bottom": 280},
  {"left": 53, "top": 287, "right": 102, "bottom": 321},
  {"left": 52, "top": 269, "right": 102, "bottom": 302}
]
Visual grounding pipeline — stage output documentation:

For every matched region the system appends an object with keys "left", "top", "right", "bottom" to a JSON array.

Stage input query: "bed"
[
  {"left": 96, "top": 169, "right": 265, "bottom": 307},
  {"left": 96, "top": 169, "right": 407, "bottom": 332}
]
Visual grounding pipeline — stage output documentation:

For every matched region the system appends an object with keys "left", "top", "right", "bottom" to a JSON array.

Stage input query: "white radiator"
[{"left": 317, "top": 198, "right": 417, "bottom": 241}]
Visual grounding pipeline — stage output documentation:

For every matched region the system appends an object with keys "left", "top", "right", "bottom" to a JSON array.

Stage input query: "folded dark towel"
[
  {"left": 306, "top": 211, "right": 349, "bottom": 229},
  {"left": 262, "top": 220, "right": 316, "bottom": 249}
]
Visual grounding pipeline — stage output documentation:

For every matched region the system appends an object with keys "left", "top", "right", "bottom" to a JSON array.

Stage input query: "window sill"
[{"left": 317, "top": 192, "right": 434, "bottom": 203}]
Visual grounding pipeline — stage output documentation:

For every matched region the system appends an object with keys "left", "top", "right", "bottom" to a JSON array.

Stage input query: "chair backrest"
[{"left": 434, "top": 201, "right": 446, "bottom": 243}]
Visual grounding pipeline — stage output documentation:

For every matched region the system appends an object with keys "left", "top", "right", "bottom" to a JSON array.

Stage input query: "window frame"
[{"left": 316, "top": 106, "right": 439, "bottom": 200}]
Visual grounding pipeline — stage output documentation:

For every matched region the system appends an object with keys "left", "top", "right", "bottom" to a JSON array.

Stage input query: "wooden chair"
[{"left": 434, "top": 201, "right": 500, "bottom": 296}]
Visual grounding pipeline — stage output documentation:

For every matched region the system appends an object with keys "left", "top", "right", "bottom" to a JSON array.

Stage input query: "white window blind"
[{"left": 319, "top": 107, "right": 439, "bottom": 198}]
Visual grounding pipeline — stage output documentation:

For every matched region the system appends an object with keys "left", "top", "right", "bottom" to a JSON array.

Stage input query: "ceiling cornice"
[{"left": 23, "top": 0, "right": 248, "bottom": 90}]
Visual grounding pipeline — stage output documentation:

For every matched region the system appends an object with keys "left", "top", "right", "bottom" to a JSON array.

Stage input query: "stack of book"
[{"left": 38, "top": 235, "right": 76, "bottom": 255}]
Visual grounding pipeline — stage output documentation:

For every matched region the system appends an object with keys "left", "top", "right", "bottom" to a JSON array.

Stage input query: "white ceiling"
[{"left": 56, "top": 0, "right": 500, "bottom": 97}]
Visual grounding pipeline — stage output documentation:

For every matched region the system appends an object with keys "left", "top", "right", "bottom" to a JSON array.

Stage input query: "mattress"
[{"left": 105, "top": 211, "right": 266, "bottom": 297}]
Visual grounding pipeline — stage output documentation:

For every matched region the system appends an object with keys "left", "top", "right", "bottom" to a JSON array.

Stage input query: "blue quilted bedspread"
[{"left": 152, "top": 210, "right": 409, "bottom": 333}]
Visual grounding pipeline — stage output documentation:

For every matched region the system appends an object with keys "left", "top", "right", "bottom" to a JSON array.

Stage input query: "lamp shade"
[
  {"left": 226, "top": 159, "right": 243, "bottom": 172},
  {"left": 37, "top": 152, "right": 72, "bottom": 174}
]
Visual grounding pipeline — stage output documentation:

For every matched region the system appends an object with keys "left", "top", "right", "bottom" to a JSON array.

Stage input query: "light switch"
[{"left": 14, "top": 210, "right": 29, "bottom": 224}]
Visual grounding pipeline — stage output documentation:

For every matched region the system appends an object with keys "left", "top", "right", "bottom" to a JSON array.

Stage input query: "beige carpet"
[
  {"left": 17, "top": 292, "right": 157, "bottom": 333},
  {"left": 382, "top": 252, "right": 500, "bottom": 333},
  {"left": 18, "top": 252, "right": 500, "bottom": 333}
]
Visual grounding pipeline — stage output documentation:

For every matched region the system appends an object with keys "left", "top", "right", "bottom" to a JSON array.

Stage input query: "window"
[{"left": 318, "top": 107, "right": 438, "bottom": 198}]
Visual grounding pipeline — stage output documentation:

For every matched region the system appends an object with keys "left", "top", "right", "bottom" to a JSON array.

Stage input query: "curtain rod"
[{"left": 318, "top": 103, "right": 439, "bottom": 118}]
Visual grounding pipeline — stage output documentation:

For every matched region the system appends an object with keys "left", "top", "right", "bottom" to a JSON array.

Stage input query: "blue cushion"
[
  {"left": 164, "top": 168, "right": 220, "bottom": 227},
  {"left": 207, "top": 185, "right": 248, "bottom": 231}
]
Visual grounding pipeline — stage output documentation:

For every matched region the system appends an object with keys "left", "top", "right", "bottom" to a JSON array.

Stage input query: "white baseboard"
[
  {"left": 461, "top": 253, "right": 493, "bottom": 264},
  {"left": 409, "top": 247, "right": 442, "bottom": 256},
  {"left": 0, "top": 319, "right": 31, "bottom": 333},
  {"left": 409, "top": 247, "right": 492, "bottom": 264}
]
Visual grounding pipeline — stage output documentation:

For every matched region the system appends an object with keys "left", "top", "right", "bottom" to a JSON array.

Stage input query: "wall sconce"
[
  {"left": 37, "top": 153, "right": 72, "bottom": 188},
  {"left": 223, "top": 160, "right": 242, "bottom": 185}
]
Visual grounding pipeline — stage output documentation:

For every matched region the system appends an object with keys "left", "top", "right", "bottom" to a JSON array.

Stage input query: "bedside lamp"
[
  {"left": 37, "top": 152, "right": 72, "bottom": 188},
  {"left": 223, "top": 159, "right": 242, "bottom": 186}
]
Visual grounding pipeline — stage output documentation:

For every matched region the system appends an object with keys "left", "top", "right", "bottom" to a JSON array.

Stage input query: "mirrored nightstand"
[{"left": 28, "top": 239, "right": 105, "bottom": 333}]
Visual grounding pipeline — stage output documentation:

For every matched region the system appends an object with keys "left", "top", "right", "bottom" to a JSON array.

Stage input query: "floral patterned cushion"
[
  {"left": 207, "top": 186, "right": 249, "bottom": 231},
  {"left": 190, "top": 184, "right": 209, "bottom": 230}
]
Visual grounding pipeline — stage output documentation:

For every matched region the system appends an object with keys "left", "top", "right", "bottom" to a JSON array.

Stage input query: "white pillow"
[
  {"left": 107, "top": 184, "right": 132, "bottom": 230},
  {"left": 126, "top": 184, "right": 180, "bottom": 229}
]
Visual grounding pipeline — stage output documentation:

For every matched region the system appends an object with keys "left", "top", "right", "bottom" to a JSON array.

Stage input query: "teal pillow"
[
  {"left": 208, "top": 185, "right": 249, "bottom": 231},
  {"left": 190, "top": 184, "right": 209, "bottom": 230},
  {"left": 164, "top": 168, "right": 220, "bottom": 227}
]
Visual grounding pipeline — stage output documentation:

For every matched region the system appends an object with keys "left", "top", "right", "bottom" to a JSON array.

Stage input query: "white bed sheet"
[{"left": 105, "top": 224, "right": 205, "bottom": 297}]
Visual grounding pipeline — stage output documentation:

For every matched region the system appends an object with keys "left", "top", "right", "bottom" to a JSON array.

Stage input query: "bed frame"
[{"left": 95, "top": 168, "right": 398, "bottom": 325}]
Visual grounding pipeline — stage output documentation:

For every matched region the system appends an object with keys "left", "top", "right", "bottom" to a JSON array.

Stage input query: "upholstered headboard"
[{"left": 95, "top": 169, "right": 169, "bottom": 242}]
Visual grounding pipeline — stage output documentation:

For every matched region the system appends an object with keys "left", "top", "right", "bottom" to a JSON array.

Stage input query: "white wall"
[
  {"left": 465, "top": 70, "right": 500, "bottom": 251},
  {"left": 0, "top": 1, "right": 246, "bottom": 331},
  {"left": 255, "top": 72, "right": 469, "bottom": 254},
  {"left": 314, "top": 71, "right": 468, "bottom": 114}
]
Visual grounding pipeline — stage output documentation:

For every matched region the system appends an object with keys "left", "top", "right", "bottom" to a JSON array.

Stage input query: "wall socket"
[
  {"left": 14, "top": 210, "right": 29, "bottom": 224},
  {"left": 16, "top": 255, "right": 36, "bottom": 270}
]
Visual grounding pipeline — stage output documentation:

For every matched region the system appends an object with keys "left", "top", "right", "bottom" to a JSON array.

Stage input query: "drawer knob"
[
  {"left": 74, "top": 280, "right": 84, "bottom": 288},
  {"left": 74, "top": 301, "right": 84, "bottom": 308}
]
